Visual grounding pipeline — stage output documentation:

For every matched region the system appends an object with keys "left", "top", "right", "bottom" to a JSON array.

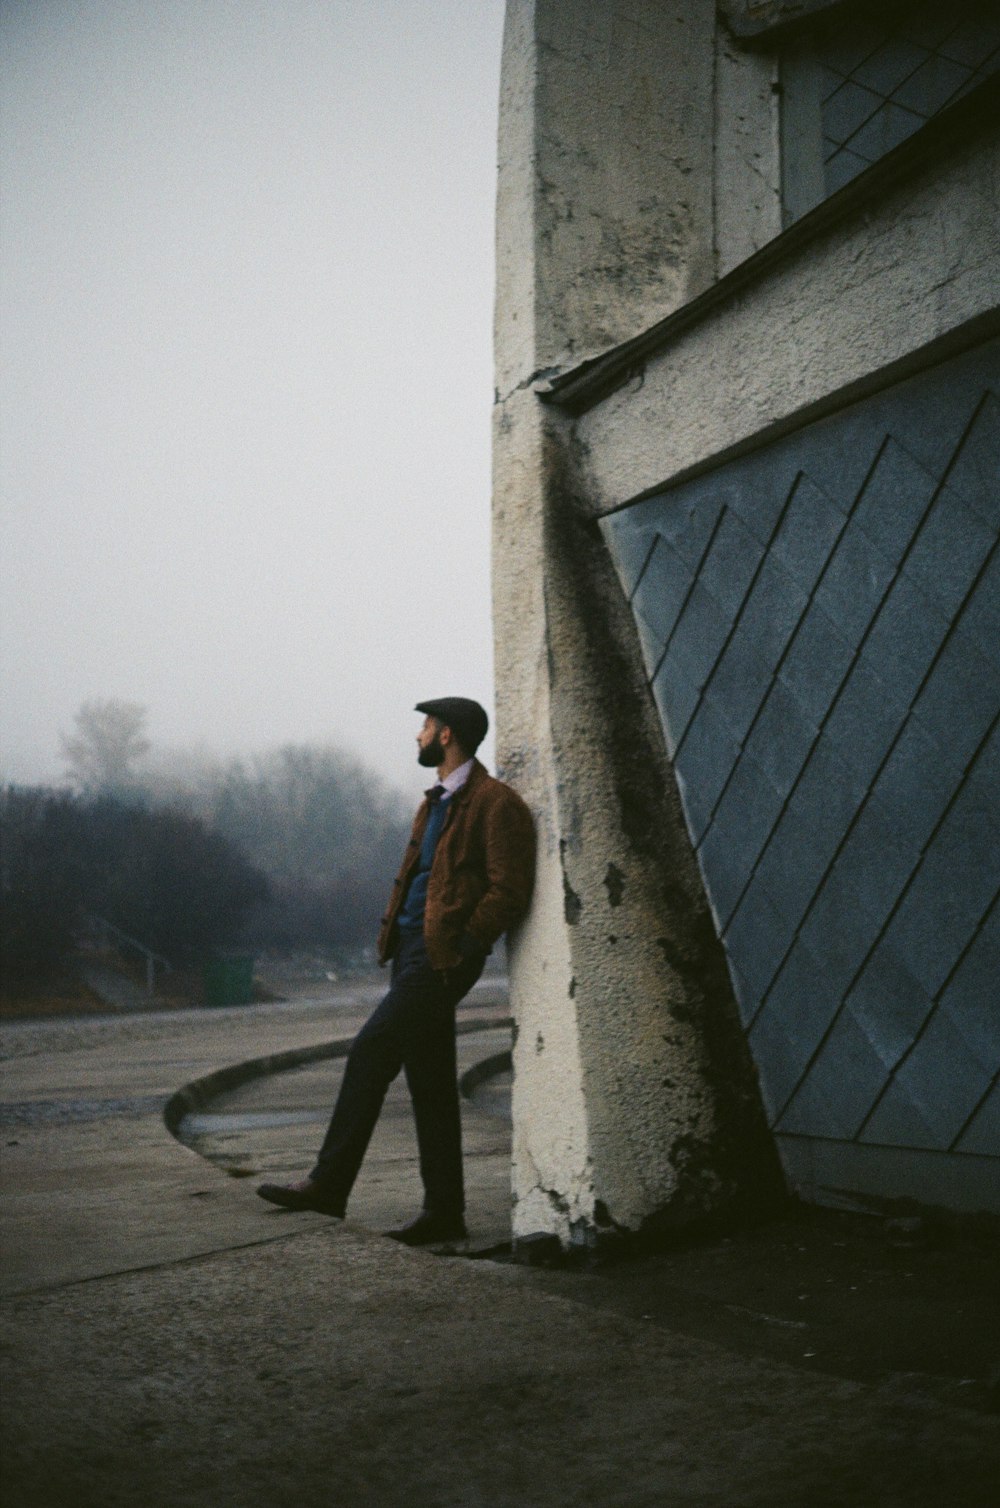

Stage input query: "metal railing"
[{"left": 89, "top": 916, "right": 171, "bottom": 999}]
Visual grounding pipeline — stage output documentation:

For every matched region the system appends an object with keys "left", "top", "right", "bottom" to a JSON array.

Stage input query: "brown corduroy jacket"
[{"left": 377, "top": 760, "right": 536, "bottom": 969}]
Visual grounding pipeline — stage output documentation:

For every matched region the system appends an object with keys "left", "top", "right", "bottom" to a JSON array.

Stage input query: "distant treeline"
[
  {"left": 0, "top": 788, "right": 268, "bottom": 987},
  {"left": 146, "top": 743, "right": 412, "bottom": 952},
  {"left": 1, "top": 741, "right": 412, "bottom": 990}
]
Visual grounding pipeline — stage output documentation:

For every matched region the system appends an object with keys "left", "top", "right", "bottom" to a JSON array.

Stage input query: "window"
[{"left": 780, "top": 0, "right": 1000, "bottom": 222}]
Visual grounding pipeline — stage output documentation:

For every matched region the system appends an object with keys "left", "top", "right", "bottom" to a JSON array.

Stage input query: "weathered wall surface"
[
  {"left": 713, "top": 30, "right": 781, "bottom": 276},
  {"left": 494, "top": 390, "right": 780, "bottom": 1244},
  {"left": 492, "top": 390, "right": 594, "bottom": 1238},
  {"left": 602, "top": 342, "right": 1000, "bottom": 1212},
  {"left": 529, "top": 0, "right": 717, "bottom": 371},
  {"left": 494, "top": 0, "right": 779, "bottom": 1246},
  {"left": 494, "top": 0, "right": 998, "bottom": 1234},
  {"left": 574, "top": 126, "right": 1000, "bottom": 514}
]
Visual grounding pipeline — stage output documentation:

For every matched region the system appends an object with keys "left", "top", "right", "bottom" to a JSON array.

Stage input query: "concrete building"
[{"left": 492, "top": 0, "right": 1000, "bottom": 1247}]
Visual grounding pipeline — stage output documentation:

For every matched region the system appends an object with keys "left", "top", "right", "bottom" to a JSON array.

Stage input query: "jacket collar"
[{"left": 435, "top": 757, "right": 486, "bottom": 808}]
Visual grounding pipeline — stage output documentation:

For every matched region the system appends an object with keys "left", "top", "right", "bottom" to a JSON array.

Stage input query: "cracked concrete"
[{"left": 3, "top": 984, "right": 999, "bottom": 1504}]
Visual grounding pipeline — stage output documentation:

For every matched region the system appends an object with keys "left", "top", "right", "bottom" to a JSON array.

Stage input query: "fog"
[{"left": 0, "top": 0, "right": 506, "bottom": 799}]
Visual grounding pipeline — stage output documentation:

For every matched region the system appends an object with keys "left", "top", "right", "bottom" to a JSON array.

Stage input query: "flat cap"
[{"left": 414, "top": 696, "right": 489, "bottom": 753}]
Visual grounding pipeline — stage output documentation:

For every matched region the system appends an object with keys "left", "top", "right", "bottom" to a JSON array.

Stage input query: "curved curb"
[
  {"left": 164, "top": 1015, "right": 514, "bottom": 1142},
  {"left": 459, "top": 1049, "right": 512, "bottom": 1101}
]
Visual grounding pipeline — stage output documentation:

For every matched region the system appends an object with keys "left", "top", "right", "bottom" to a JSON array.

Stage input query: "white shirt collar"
[{"left": 439, "top": 757, "right": 475, "bottom": 798}]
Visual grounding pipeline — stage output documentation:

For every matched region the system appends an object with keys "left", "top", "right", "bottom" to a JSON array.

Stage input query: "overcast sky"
[{"left": 1, "top": 0, "right": 506, "bottom": 798}]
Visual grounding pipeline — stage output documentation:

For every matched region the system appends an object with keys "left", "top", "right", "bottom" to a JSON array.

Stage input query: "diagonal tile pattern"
[
  {"left": 601, "top": 341, "right": 1000, "bottom": 1202},
  {"left": 816, "top": 0, "right": 1000, "bottom": 196}
]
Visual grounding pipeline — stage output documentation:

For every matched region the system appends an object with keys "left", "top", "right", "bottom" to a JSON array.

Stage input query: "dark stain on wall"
[
  {"left": 604, "top": 862, "right": 626, "bottom": 906},
  {"left": 541, "top": 422, "right": 786, "bottom": 1226},
  {"left": 561, "top": 839, "right": 583, "bottom": 923}
]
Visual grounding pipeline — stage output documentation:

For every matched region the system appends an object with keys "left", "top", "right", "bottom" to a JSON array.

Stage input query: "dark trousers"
[{"left": 309, "top": 929, "right": 484, "bottom": 1216}]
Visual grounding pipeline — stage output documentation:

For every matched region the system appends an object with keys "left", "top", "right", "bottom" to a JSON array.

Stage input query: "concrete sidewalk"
[
  {"left": 0, "top": 977, "right": 512, "bottom": 1295},
  {"left": 2, "top": 986, "right": 998, "bottom": 1507}
]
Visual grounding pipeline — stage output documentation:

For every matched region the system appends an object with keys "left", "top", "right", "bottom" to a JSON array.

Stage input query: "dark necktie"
[{"left": 425, "top": 784, "right": 446, "bottom": 805}]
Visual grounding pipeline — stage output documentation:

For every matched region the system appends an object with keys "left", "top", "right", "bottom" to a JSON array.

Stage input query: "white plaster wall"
[
  {"left": 574, "top": 129, "right": 1000, "bottom": 513},
  {"left": 535, "top": 509, "right": 730, "bottom": 1232},
  {"left": 495, "top": 0, "right": 998, "bottom": 1245},
  {"left": 492, "top": 390, "right": 595, "bottom": 1243},
  {"left": 713, "top": 30, "right": 781, "bottom": 276},
  {"left": 495, "top": 0, "right": 539, "bottom": 404},
  {"left": 530, "top": 0, "right": 718, "bottom": 370},
  {"left": 494, "top": 387, "right": 740, "bottom": 1243},
  {"left": 494, "top": 0, "right": 776, "bottom": 1245}
]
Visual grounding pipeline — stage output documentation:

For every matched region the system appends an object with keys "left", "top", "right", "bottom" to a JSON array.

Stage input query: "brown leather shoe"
[
  {"left": 384, "top": 1211, "right": 467, "bottom": 1246},
  {"left": 256, "top": 1179, "right": 345, "bottom": 1217}
]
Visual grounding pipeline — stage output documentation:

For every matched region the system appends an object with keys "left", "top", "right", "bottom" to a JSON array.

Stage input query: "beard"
[{"left": 418, "top": 734, "right": 445, "bottom": 768}]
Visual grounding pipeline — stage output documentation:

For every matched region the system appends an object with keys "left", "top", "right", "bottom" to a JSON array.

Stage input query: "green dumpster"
[{"left": 203, "top": 956, "right": 255, "bottom": 1007}]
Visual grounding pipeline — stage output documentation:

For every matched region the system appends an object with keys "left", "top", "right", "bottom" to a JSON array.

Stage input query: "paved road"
[
  {"left": 0, "top": 977, "right": 512, "bottom": 1295},
  {"left": 2, "top": 982, "right": 998, "bottom": 1507}
]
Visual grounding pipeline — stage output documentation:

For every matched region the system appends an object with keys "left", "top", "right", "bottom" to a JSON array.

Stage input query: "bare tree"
[
  {"left": 143, "top": 741, "right": 412, "bottom": 949},
  {"left": 61, "top": 699, "right": 151, "bottom": 795}
]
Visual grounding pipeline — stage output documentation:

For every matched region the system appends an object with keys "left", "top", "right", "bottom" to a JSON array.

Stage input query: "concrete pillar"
[{"left": 493, "top": 0, "right": 781, "bottom": 1247}]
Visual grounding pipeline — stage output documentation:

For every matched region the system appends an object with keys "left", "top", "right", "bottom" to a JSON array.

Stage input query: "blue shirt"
[
  {"left": 395, "top": 759, "right": 475, "bottom": 933},
  {"left": 396, "top": 788, "right": 450, "bottom": 932}
]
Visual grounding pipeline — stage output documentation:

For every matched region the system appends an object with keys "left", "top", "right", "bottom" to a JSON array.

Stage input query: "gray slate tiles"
[{"left": 601, "top": 340, "right": 1000, "bottom": 1202}]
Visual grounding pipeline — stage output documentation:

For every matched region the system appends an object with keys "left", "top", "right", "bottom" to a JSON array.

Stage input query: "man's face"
[{"left": 416, "top": 716, "right": 446, "bottom": 768}]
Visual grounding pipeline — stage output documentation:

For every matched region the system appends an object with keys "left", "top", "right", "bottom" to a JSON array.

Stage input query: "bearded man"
[{"left": 257, "top": 697, "right": 535, "bottom": 1244}]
